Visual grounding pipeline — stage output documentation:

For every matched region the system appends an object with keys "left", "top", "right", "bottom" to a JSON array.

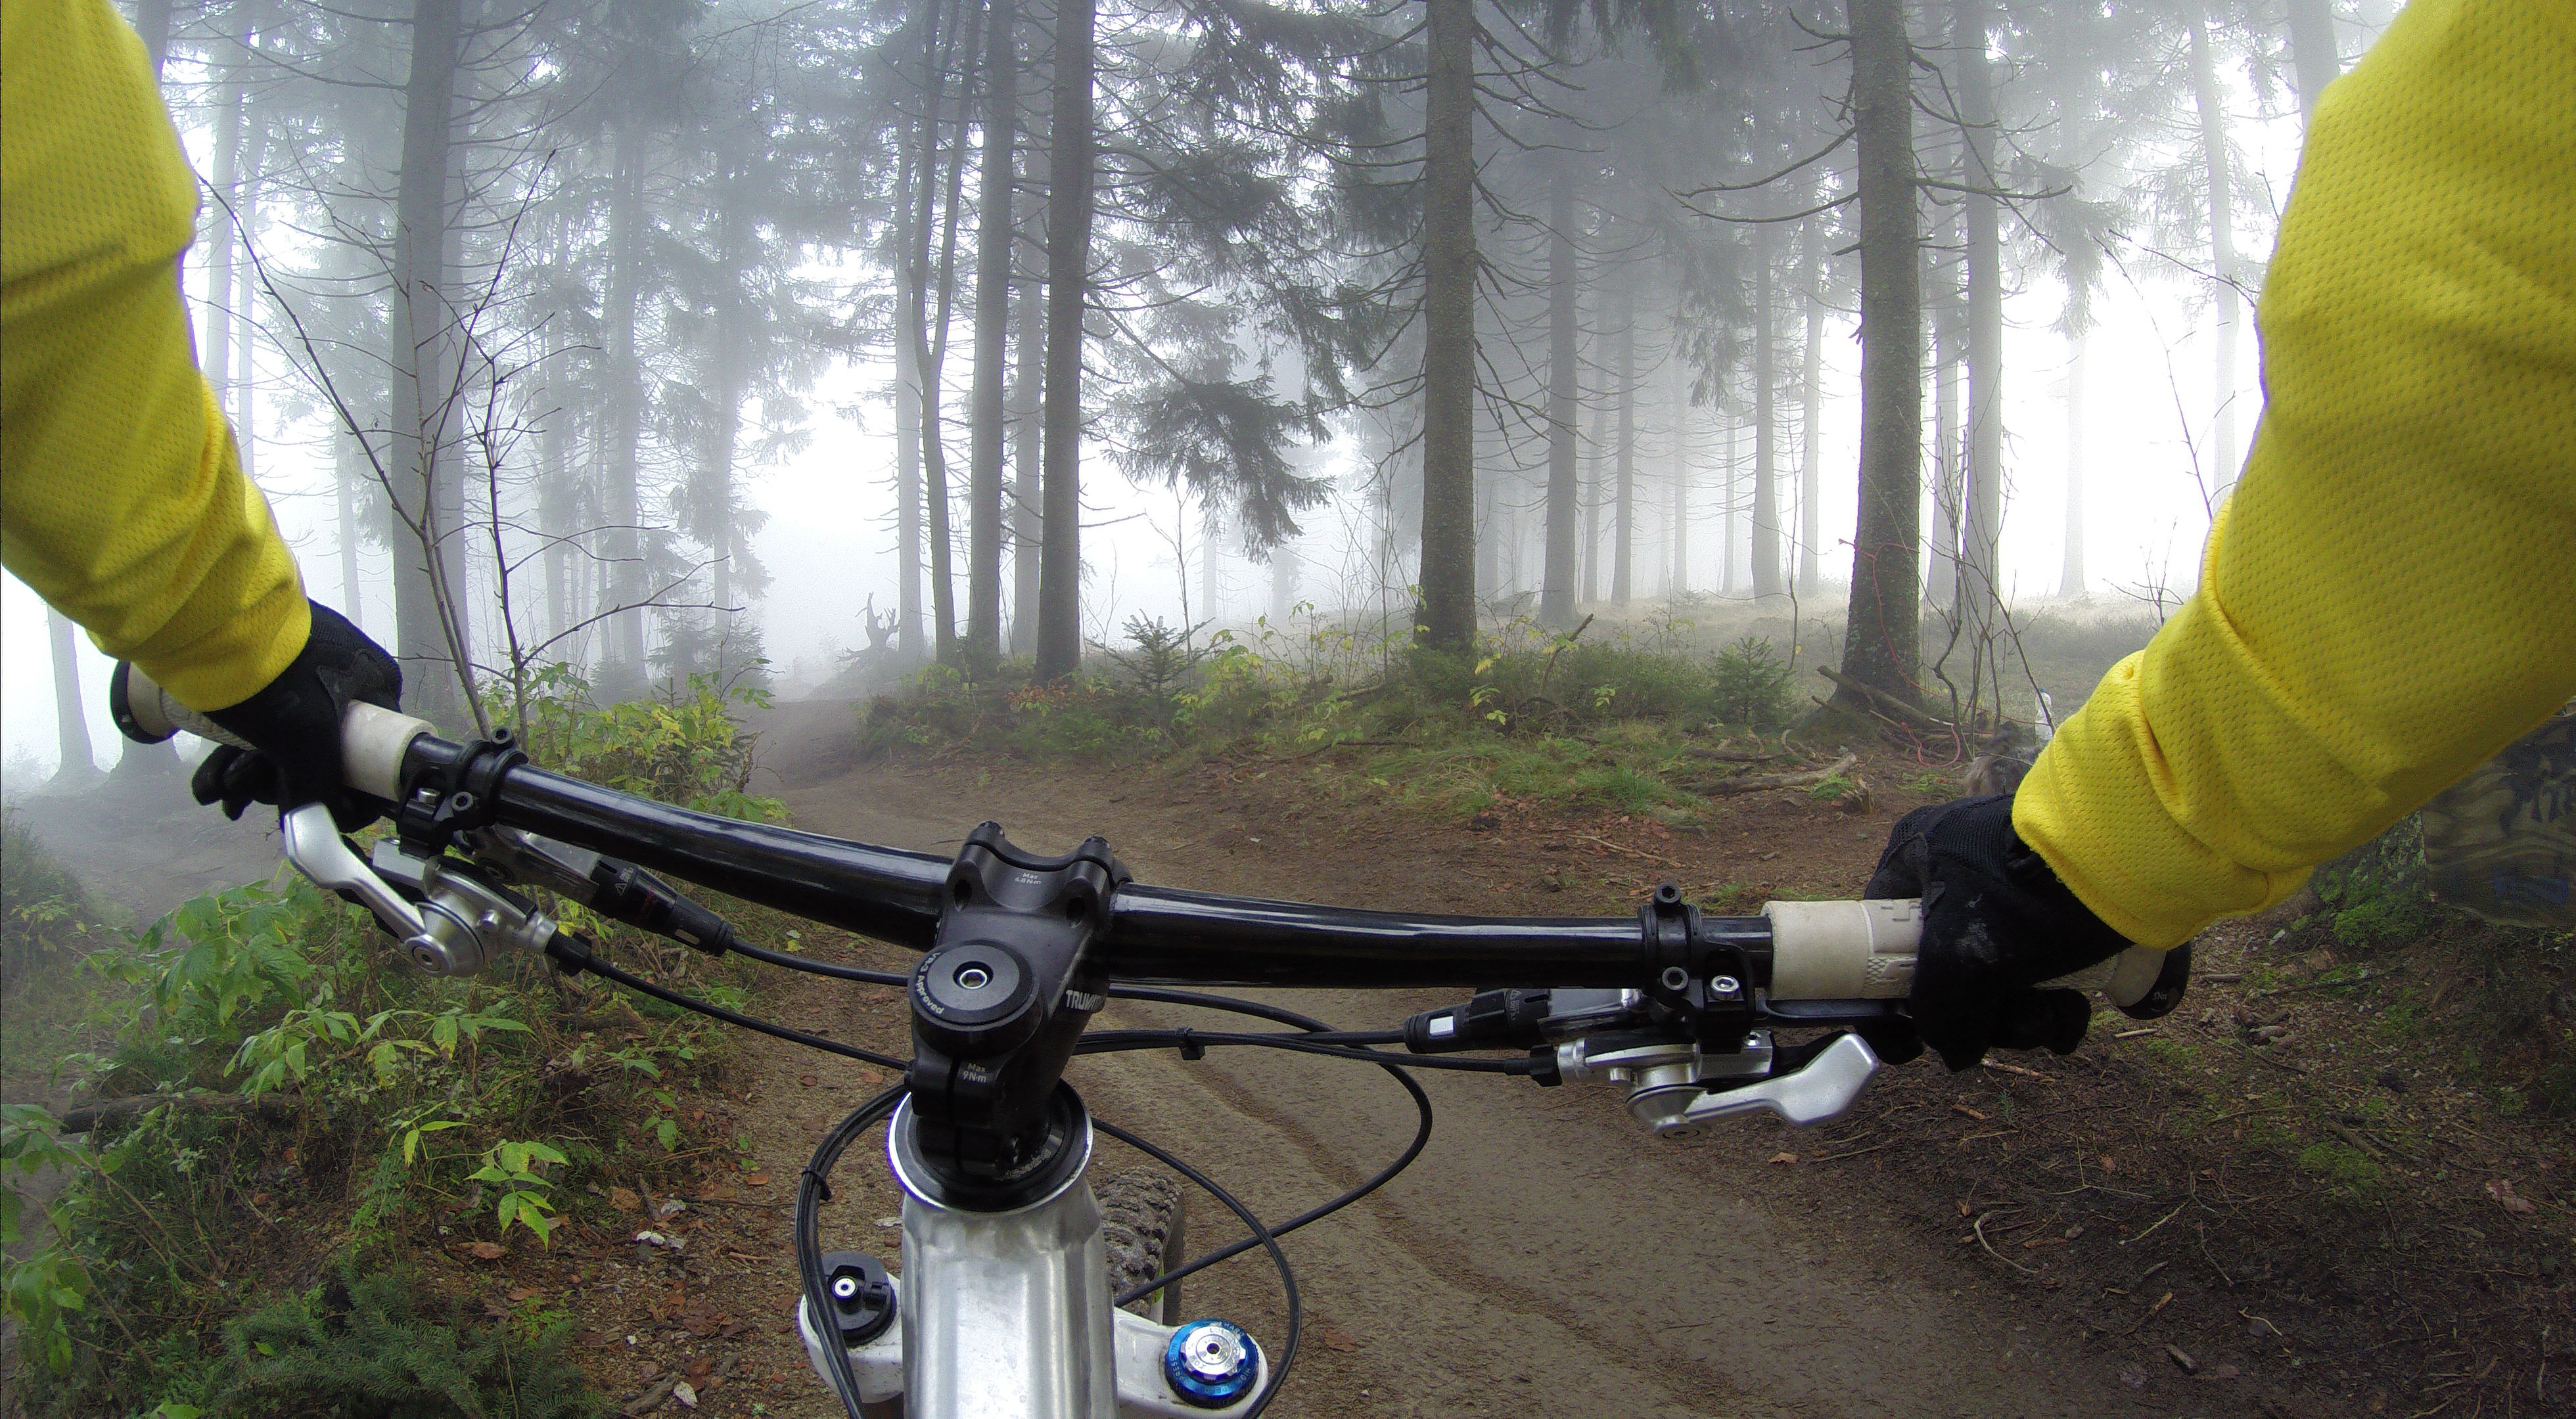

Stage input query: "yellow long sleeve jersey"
[
  {"left": 2, "top": 0, "right": 308, "bottom": 713},
  {"left": 2014, "top": 0, "right": 2576, "bottom": 950}
]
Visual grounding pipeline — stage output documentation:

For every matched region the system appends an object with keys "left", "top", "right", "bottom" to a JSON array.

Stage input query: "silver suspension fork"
[{"left": 800, "top": 1094, "right": 1268, "bottom": 1418}]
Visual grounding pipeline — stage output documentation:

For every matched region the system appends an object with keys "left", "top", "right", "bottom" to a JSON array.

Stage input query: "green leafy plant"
[
  {"left": 219, "top": 1265, "right": 596, "bottom": 1418},
  {"left": 467, "top": 1138, "right": 567, "bottom": 1245}
]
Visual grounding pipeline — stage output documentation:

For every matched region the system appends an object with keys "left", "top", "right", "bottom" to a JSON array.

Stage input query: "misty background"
[{"left": 5, "top": 0, "right": 2380, "bottom": 776}]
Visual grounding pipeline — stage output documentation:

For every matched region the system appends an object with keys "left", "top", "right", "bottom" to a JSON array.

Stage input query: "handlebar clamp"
[{"left": 393, "top": 728, "right": 528, "bottom": 857}]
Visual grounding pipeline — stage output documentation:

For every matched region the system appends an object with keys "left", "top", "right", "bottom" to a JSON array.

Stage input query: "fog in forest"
[{"left": 5, "top": 0, "right": 2389, "bottom": 773}]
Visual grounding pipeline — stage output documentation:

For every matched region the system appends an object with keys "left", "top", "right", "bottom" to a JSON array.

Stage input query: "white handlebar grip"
[
  {"left": 110, "top": 662, "right": 434, "bottom": 801},
  {"left": 1762, "top": 899, "right": 2178, "bottom": 1012},
  {"left": 1762, "top": 899, "right": 1923, "bottom": 999}
]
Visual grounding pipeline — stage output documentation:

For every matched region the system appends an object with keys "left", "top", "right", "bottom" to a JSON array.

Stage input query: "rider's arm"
[
  {"left": 2014, "top": 0, "right": 2576, "bottom": 951},
  {"left": 0, "top": 0, "right": 310, "bottom": 714}
]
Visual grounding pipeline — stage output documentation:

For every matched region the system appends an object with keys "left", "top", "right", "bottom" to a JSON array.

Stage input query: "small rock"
[
  {"left": 633, "top": 1230, "right": 685, "bottom": 1250},
  {"left": 672, "top": 1381, "right": 698, "bottom": 1409},
  {"left": 2374, "top": 1068, "right": 2408, "bottom": 1093},
  {"left": 2166, "top": 1344, "right": 2198, "bottom": 1376},
  {"left": 655, "top": 1198, "right": 687, "bottom": 1220},
  {"left": 1766, "top": 1151, "right": 1799, "bottom": 1165}
]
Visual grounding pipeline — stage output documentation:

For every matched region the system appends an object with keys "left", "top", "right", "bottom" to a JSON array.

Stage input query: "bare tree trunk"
[
  {"left": 964, "top": 0, "right": 1016, "bottom": 662},
  {"left": 1415, "top": 0, "right": 1478, "bottom": 652},
  {"left": 1957, "top": 0, "right": 2004, "bottom": 646},
  {"left": 45, "top": 611, "right": 99, "bottom": 788},
  {"left": 1751, "top": 223, "right": 1783, "bottom": 598},
  {"left": 1798, "top": 224, "right": 1824, "bottom": 597},
  {"left": 2190, "top": 14, "right": 2242, "bottom": 498},
  {"left": 2284, "top": 0, "right": 2340, "bottom": 127},
  {"left": 1722, "top": 414, "right": 1737, "bottom": 593},
  {"left": 1008, "top": 266, "right": 1044, "bottom": 657},
  {"left": 1831, "top": 0, "right": 1923, "bottom": 713},
  {"left": 1538, "top": 156, "right": 1580, "bottom": 627},
  {"left": 390, "top": 0, "right": 471, "bottom": 723},
  {"left": 1670, "top": 355, "right": 1689, "bottom": 596},
  {"left": 204, "top": 56, "right": 243, "bottom": 415},
  {"left": 2059, "top": 325, "right": 2087, "bottom": 598},
  {"left": 599, "top": 122, "right": 647, "bottom": 700},
  {"left": 1269, "top": 540, "right": 1298, "bottom": 622},
  {"left": 1926, "top": 217, "right": 1961, "bottom": 614},
  {"left": 1034, "top": 0, "right": 1097, "bottom": 680},
  {"left": 338, "top": 425, "right": 366, "bottom": 624},
  {"left": 1580, "top": 390, "right": 1604, "bottom": 605},
  {"left": 132, "top": 0, "right": 175, "bottom": 76},
  {"left": 1611, "top": 270, "right": 1636, "bottom": 605}
]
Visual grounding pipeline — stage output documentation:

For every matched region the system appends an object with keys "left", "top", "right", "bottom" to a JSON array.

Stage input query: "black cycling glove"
[
  {"left": 1863, "top": 793, "right": 2134, "bottom": 1071},
  {"left": 195, "top": 600, "right": 403, "bottom": 830}
]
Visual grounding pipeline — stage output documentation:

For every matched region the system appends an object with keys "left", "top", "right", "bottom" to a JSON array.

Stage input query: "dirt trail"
[{"left": 719, "top": 699, "right": 2150, "bottom": 1419}]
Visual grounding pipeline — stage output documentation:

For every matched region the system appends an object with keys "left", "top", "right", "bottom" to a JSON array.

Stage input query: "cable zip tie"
[{"left": 1177, "top": 1027, "right": 1206, "bottom": 1062}]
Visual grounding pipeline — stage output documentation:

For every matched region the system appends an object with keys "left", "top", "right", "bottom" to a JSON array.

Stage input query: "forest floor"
[
  {"left": 532, "top": 696, "right": 2573, "bottom": 1419},
  {"left": 7, "top": 691, "right": 2567, "bottom": 1418}
]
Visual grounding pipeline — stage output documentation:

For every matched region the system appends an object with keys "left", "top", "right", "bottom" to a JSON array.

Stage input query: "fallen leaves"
[
  {"left": 2485, "top": 1178, "right": 2537, "bottom": 1217},
  {"left": 465, "top": 1241, "right": 507, "bottom": 1261},
  {"left": 609, "top": 1186, "right": 641, "bottom": 1213},
  {"left": 1316, "top": 1325, "right": 1362, "bottom": 1354},
  {"left": 1766, "top": 1151, "right": 1799, "bottom": 1165}
]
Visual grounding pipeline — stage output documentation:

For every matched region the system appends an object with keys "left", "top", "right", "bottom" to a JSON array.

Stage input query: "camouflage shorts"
[{"left": 2420, "top": 711, "right": 2576, "bottom": 929}]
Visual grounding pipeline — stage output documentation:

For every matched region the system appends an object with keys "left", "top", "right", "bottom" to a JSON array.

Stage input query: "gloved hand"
[
  {"left": 194, "top": 600, "right": 402, "bottom": 830},
  {"left": 1863, "top": 793, "right": 2134, "bottom": 1071}
]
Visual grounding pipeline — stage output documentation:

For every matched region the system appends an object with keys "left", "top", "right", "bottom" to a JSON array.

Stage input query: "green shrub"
[
  {"left": 219, "top": 1265, "right": 597, "bottom": 1418},
  {"left": 2314, "top": 815, "right": 2437, "bottom": 952},
  {"left": 1709, "top": 636, "right": 1794, "bottom": 731}
]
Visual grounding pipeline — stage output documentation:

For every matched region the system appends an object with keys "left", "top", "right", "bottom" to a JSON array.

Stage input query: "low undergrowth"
[{"left": 0, "top": 667, "right": 790, "bottom": 1416}]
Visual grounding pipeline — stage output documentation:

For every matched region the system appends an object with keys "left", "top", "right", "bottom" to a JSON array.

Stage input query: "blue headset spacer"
[{"left": 1163, "top": 1318, "right": 1261, "bottom": 1408}]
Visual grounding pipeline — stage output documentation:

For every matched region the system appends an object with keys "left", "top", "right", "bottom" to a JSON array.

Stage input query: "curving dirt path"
[{"left": 724, "top": 699, "right": 2155, "bottom": 1419}]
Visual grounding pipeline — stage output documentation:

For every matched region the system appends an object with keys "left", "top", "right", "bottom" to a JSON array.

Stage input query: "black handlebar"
[{"left": 410, "top": 735, "right": 1688, "bottom": 991}]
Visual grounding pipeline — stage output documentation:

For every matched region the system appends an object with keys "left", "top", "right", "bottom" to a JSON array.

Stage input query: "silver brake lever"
[
  {"left": 281, "top": 802, "right": 443, "bottom": 968},
  {"left": 1665, "top": 1032, "right": 1881, "bottom": 1135}
]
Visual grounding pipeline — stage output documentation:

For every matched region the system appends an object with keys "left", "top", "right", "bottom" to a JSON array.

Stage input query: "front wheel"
[{"left": 1098, "top": 1167, "right": 1187, "bottom": 1325}]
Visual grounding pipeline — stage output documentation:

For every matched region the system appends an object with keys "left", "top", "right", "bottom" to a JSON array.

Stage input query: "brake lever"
[{"left": 280, "top": 803, "right": 446, "bottom": 970}]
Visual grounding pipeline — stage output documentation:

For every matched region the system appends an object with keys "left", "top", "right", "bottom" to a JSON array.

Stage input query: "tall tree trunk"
[
  {"left": 1414, "top": 0, "right": 1477, "bottom": 652},
  {"left": 133, "top": 0, "right": 175, "bottom": 76},
  {"left": 338, "top": 425, "right": 367, "bottom": 625},
  {"left": 1957, "top": 0, "right": 2004, "bottom": 644},
  {"left": 204, "top": 58, "right": 243, "bottom": 411},
  {"left": 1722, "top": 415, "right": 1737, "bottom": 593},
  {"left": 599, "top": 123, "right": 647, "bottom": 700},
  {"left": 913, "top": 0, "right": 978, "bottom": 666},
  {"left": 1797, "top": 225, "right": 1825, "bottom": 596},
  {"left": 1670, "top": 356, "right": 1689, "bottom": 595},
  {"left": 1610, "top": 271, "right": 1636, "bottom": 604},
  {"left": 1831, "top": 0, "right": 1923, "bottom": 712},
  {"left": 2190, "top": 14, "right": 2242, "bottom": 498},
  {"left": 390, "top": 0, "right": 471, "bottom": 724},
  {"left": 46, "top": 610, "right": 99, "bottom": 788},
  {"left": 1926, "top": 218, "right": 1961, "bottom": 614},
  {"left": 1538, "top": 157, "right": 1580, "bottom": 626},
  {"left": 1580, "top": 369, "right": 1605, "bottom": 604},
  {"left": 1751, "top": 223, "right": 1783, "bottom": 598},
  {"left": 2059, "top": 326, "right": 2087, "bottom": 598},
  {"left": 1009, "top": 267, "right": 1044, "bottom": 656},
  {"left": 1270, "top": 541, "right": 1298, "bottom": 622},
  {"left": 894, "top": 307, "right": 925, "bottom": 660},
  {"left": 2284, "top": 0, "right": 2340, "bottom": 126},
  {"left": 235, "top": 154, "right": 261, "bottom": 488},
  {"left": 964, "top": 0, "right": 1016, "bottom": 661},
  {"left": 1034, "top": 0, "right": 1098, "bottom": 680}
]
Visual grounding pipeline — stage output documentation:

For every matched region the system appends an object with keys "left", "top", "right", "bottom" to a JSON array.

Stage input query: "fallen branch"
[
  {"left": 1698, "top": 751, "right": 1858, "bottom": 798},
  {"left": 54, "top": 1091, "right": 295, "bottom": 1135},
  {"left": 1679, "top": 745, "right": 1797, "bottom": 764}
]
